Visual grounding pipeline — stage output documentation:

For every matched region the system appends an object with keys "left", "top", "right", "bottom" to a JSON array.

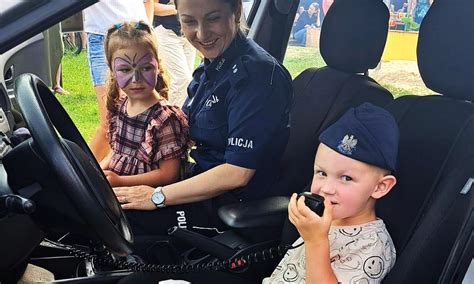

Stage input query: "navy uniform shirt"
[{"left": 183, "top": 31, "right": 293, "bottom": 201}]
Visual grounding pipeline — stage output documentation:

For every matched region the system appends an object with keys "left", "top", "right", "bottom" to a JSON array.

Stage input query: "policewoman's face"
[{"left": 177, "top": 0, "right": 241, "bottom": 61}]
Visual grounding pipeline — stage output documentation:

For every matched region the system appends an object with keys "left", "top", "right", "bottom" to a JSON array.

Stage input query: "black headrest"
[
  {"left": 417, "top": 0, "right": 474, "bottom": 100},
  {"left": 320, "top": 0, "right": 389, "bottom": 73}
]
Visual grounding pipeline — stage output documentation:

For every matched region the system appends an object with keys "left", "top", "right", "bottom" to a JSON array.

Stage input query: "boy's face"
[{"left": 310, "top": 143, "right": 392, "bottom": 226}]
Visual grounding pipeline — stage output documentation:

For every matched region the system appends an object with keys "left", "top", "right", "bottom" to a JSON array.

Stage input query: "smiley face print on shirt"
[
  {"left": 113, "top": 53, "right": 158, "bottom": 89},
  {"left": 363, "top": 256, "right": 385, "bottom": 279}
]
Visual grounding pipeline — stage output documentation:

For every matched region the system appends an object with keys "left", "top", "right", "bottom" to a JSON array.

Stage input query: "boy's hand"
[{"left": 288, "top": 193, "right": 333, "bottom": 244}]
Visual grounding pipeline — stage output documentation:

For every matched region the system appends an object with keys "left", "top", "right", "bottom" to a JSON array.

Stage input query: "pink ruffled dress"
[{"left": 107, "top": 97, "right": 189, "bottom": 176}]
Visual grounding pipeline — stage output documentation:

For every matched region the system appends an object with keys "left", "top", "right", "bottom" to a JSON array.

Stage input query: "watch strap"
[{"left": 152, "top": 186, "right": 166, "bottom": 208}]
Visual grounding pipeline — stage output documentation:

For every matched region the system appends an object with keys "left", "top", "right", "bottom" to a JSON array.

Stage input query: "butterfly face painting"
[{"left": 113, "top": 53, "right": 158, "bottom": 89}]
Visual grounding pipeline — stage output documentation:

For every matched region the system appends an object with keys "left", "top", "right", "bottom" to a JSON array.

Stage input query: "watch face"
[{"left": 152, "top": 191, "right": 165, "bottom": 205}]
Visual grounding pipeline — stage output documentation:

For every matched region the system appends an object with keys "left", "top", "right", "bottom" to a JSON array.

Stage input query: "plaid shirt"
[{"left": 107, "top": 97, "right": 189, "bottom": 176}]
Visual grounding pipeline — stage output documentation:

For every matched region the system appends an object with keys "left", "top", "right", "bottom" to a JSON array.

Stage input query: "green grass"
[
  {"left": 60, "top": 46, "right": 414, "bottom": 140},
  {"left": 59, "top": 52, "right": 99, "bottom": 142},
  {"left": 381, "top": 84, "right": 414, "bottom": 98},
  {"left": 283, "top": 46, "right": 326, "bottom": 77}
]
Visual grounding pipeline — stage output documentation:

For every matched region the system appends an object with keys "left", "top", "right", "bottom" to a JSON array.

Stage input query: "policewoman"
[{"left": 113, "top": 0, "right": 293, "bottom": 235}]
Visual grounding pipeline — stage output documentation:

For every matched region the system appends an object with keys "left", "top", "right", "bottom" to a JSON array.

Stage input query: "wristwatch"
[{"left": 151, "top": 186, "right": 166, "bottom": 208}]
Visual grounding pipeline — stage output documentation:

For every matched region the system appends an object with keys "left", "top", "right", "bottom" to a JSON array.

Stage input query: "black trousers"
[
  {"left": 124, "top": 200, "right": 228, "bottom": 270},
  {"left": 123, "top": 193, "right": 243, "bottom": 273},
  {"left": 126, "top": 202, "right": 213, "bottom": 236},
  {"left": 124, "top": 194, "right": 238, "bottom": 237}
]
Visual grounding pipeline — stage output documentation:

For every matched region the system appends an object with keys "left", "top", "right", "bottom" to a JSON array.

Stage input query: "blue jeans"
[
  {"left": 86, "top": 33, "right": 108, "bottom": 86},
  {"left": 294, "top": 28, "right": 307, "bottom": 45}
]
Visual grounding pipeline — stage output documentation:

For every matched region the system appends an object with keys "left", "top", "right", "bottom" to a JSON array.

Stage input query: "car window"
[
  {"left": 283, "top": 0, "right": 435, "bottom": 98},
  {"left": 243, "top": 0, "right": 256, "bottom": 20}
]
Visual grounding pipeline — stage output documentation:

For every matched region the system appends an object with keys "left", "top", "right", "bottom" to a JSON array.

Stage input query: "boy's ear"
[{"left": 371, "top": 175, "right": 397, "bottom": 200}]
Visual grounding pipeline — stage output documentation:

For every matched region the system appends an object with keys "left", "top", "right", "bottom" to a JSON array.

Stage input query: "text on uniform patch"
[{"left": 228, "top": 137, "right": 253, "bottom": 149}]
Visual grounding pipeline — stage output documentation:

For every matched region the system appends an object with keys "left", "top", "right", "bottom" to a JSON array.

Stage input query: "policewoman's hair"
[
  {"left": 174, "top": 0, "right": 243, "bottom": 28},
  {"left": 104, "top": 21, "right": 168, "bottom": 114}
]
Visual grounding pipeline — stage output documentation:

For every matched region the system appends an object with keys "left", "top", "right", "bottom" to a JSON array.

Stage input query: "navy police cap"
[{"left": 319, "top": 103, "right": 399, "bottom": 172}]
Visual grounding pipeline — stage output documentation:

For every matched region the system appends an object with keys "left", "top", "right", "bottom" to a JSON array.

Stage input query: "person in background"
[
  {"left": 264, "top": 103, "right": 399, "bottom": 283},
  {"left": 43, "top": 24, "right": 70, "bottom": 96},
  {"left": 294, "top": 5, "right": 305, "bottom": 24},
  {"left": 112, "top": 0, "right": 293, "bottom": 237},
  {"left": 153, "top": 0, "right": 196, "bottom": 108},
  {"left": 99, "top": 21, "right": 189, "bottom": 188},
  {"left": 390, "top": 0, "right": 408, "bottom": 12},
  {"left": 293, "top": 2, "right": 321, "bottom": 45},
  {"left": 300, "top": 0, "right": 314, "bottom": 11},
  {"left": 83, "top": 0, "right": 154, "bottom": 161},
  {"left": 53, "top": 65, "right": 70, "bottom": 96}
]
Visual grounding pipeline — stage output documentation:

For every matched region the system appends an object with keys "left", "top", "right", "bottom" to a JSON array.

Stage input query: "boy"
[{"left": 263, "top": 103, "right": 399, "bottom": 283}]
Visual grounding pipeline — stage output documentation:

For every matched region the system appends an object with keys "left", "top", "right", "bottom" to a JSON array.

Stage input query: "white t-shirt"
[
  {"left": 84, "top": 0, "right": 149, "bottom": 35},
  {"left": 263, "top": 219, "right": 396, "bottom": 284}
]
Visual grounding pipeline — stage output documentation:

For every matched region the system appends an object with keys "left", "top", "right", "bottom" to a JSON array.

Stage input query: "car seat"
[
  {"left": 376, "top": 0, "right": 474, "bottom": 282},
  {"left": 272, "top": 0, "right": 393, "bottom": 196}
]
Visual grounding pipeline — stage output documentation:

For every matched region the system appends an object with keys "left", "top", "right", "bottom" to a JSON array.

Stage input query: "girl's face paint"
[{"left": 113, "top": 52, "right": 158, "bottom": 89}]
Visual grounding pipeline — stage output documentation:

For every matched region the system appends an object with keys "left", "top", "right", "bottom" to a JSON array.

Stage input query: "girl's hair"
[{"left": 104, "top": 21, "right": 168, "bottom": 114}]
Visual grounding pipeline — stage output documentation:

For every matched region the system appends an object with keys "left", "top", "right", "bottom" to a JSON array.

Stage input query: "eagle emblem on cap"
[{"left": 337, "top": 134, "right": 358, "bottom": 155}]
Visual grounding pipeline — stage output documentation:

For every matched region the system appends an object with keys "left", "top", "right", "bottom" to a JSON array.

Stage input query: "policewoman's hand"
[{"left": 113, "top": 186, "right": 156, "bottom": 210}]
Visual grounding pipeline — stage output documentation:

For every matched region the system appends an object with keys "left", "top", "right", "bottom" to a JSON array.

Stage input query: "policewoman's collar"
[{"left": 203, "top": 30, "right": 247, "bottom": 80}]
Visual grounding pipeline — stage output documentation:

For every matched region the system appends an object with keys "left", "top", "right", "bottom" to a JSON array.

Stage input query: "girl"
[
  {"left": 83, "top": 0, "right": 153, "bottom": 161},
  {"left": 100, "top": 21, "right": 189, "bottom": 188}
]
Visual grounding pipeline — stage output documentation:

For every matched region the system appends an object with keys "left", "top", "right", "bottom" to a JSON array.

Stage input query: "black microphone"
[
  {"left": 281, "top": 192, "right": 325, "bottom": 246},
  {"left": 297, "top": 192, "right": 325, "bottom": 216}
]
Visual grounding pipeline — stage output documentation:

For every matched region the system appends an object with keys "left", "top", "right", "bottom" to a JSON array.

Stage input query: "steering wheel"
[{"left": 14, "top": 74, "right": 133, "bottom": 256}]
